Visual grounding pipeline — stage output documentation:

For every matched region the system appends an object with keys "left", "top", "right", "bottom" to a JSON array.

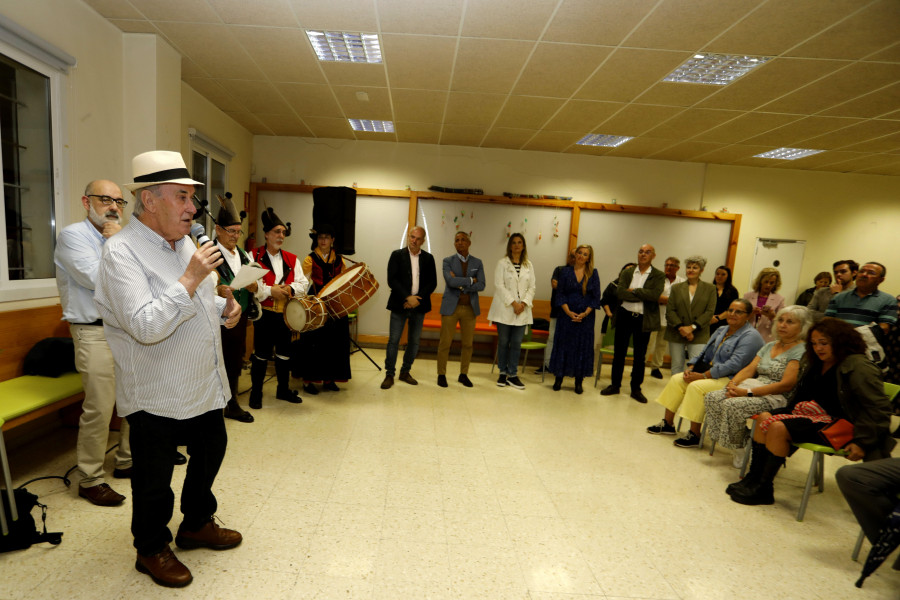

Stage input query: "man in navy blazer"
[
  {"left": 437, "top": 232, "right": 486, "bottom": 388},
  {"left": 381, "top": 226, "right": 437, "bottom": 389}
]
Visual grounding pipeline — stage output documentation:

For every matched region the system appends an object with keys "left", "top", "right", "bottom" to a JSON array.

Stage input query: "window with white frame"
[
  {"left": 189, "top": 128, "right": 232, "bottom": 235},
  {"left": 0, "top": 29, "right": 68, "bottom": 302}
]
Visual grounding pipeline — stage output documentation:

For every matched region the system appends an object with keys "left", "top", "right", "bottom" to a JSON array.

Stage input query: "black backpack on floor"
[{"left": 0, "top": 487, "right": 63, "bottom": 553}]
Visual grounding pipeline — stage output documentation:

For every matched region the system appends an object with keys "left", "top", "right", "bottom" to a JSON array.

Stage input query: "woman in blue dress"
[{"left": 549, "top": 245, "right": 601, "bottom": 394}]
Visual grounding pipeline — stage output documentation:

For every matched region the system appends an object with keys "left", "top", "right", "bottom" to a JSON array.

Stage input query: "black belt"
[
  {"left": 618, "top": 308, "right": 642, "bottom": 319},
  {"left": 76, "top": 319, "right": 103, "bottom": 326}
]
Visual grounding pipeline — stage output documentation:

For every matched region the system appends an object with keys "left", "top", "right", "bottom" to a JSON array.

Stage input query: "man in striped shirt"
[
  {"left": 825, "top": 262, "right": 897, "bottom": 333},
  {"left": 95, "top": 151, "right": 242, "bottom": 588}
]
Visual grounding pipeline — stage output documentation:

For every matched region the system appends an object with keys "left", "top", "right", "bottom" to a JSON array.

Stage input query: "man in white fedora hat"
[{"left": 95, "top": 150, "right": 242, "bottom": 588}]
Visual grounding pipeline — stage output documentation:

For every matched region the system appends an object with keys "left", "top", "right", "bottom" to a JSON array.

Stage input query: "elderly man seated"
[{"left": 646, "top": 299, "right": 765, "bottom": 448}]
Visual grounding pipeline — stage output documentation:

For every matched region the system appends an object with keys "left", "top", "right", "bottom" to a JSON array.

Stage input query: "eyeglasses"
[
  {"left": 88, "top": 195, "right": 128, "bottom": 208},
  {"left": 222, "top": 228, "right": 243, "bottom": 236},
  {"left": 726, "top": 309, "right": 749, "bottom": 314}
]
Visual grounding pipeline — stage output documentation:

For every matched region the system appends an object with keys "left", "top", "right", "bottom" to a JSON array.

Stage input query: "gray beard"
[{"left": 88, "top": 205, "right": 120, "bottom": 228}]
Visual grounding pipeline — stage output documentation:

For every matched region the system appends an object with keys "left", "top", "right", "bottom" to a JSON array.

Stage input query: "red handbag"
[{"left": 819, "top": 419, "right": 854, "bottom": 449}]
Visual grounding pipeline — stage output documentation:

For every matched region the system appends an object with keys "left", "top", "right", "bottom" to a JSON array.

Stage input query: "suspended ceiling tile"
[
  {"left": 493, "top": 97, "right": 565, "bottom": 130},
  {"left": 691, "top": 144, "right": 774, "bottom": 164},
  {"left": 440, "top": 124, "right": 488, "bottom": 147},
  {"left": 276, "top": 83, "right": 343, "bottom": 118},
  {"left": 333, "top": 86, "right": 393, "bottom": 120},
  {"left": 207, "top": 0, "right": 299, "bottom": 27},
  {"left": 865, "top": 41, "right": 900, "bottom": 62},
  {"left": 565, "top": 143, "right": 614, "bottom": 157},
  {"left": 543, "top": 100, "right": 624, "bottom": 133},
  {"left": 184, "top": 78, "right": 246, "bottom": 112},
  {"left": 353, "top": 130, "right": 398, "bottom": 142},
  {"left": 696, "top": 58, "right": 849, "bottom": 112},
  {"left": 575, "top": 48, "right": 692, "bottom": 103},
  {"left": 513, "top": 43, "right": 613, "bottom": 98},
  {"left": 156, "top": 22, "right": 266, "bottom": 80},
  {"left": 182, "top": 57, "right": 210, "bottom": 79},
  {"left": 254, "top": 113, "right": 314, "bottom": 137},
  {"left": 853, "top": 161, "right": 900, "bottom": 176},
  {"left": 799, "top": 120, "right": 900, "bottom": 150},
  {"left": 396, "top": 122, "right": 442, "bottom": 144},
  {"left": 760, "top": 61, "right": 900, "bottom": 115},
  {"left": 229, "top": 26, "right": 325, "bottom": 84},
  {"left": 595, "top": 104, "right": 685, "bottom": 136},
  {"left": 635, "top": 81, "right": 721, "bottom": 107},
  {"left": 600, "top": 136, "right": 679, "bottom": 158},
  {"left": 543, "top": 0, "right": 659, "bottom": 46},
  {"left": 786, "top": 0, "right": 900, "bottom": 60},
  {"left": 288, "top": 0, "right": 377, "bottom": 31},
  {"left": 643, "top": 108, "right": 741, "bottom": 140},
  {"left": 129, "top": 0, "right": 220, "bottom": 22},
  {"left": 109, "top": 19, "right": 158, "bottom": 33},
  {"left": 444, "top": 92, "right": 506, "bottom": 126},
  {"left": 319, "top": 61, "right": 387, "bottom": 87},
  {"left": 810, "top": 154, "right": 900, "bottom": 172},
  {"left": 378, "top": 0, "right": 464, "bottom": 35},
  {"left": 382, "top": 34, "right": 455, "bottom": 90},
  {"left": 460, "top": 0, "right": 559, "bottom": 40},
  {"left": 647, "top": 140, "right": 727, "bottom": 162},
  {"left": 482, "top": 128, "right": 537, "bottom": 150},
  {"left": 391, "top": 89, "right": 448, "bottom": 123},
  {"left": 819, "top": 82, "right": 900, "bottom": 119},
  {"left": 778, "top": 150, "right": 870, "bottom": 169},
  {"left": 522, "top": 131, "right": 582, "bottom": 153},
  {"left": 226, "top": 81, "right": 295, "bottom": 114},
  {"left": 840, "top": 131, "right": 900, "bottom": 154},
  {"left": 83, "top": 0, "right": 145, "bottom": 19},
  {"left": 224, "top": 111, "right": 273, "bottom": 135},
  {"left": 623, "top": 0, "right": 762, "bottom": 51},
  {"left": 705, "top": 0, "right": 863, "bottom": 56},
  {"left": 742, "top": 116, "right": 863, "bottom": 146},
  {"left": 303, "top": 116, "right": 355, "bottom": 138},
  {"left": 451, "top": 39, "right": 533, "bottom": 94},
  {"left": 692, "top": 112, "right": 803, "bottom": 144}
]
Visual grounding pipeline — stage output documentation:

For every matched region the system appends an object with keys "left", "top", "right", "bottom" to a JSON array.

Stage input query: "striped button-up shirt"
[
  {"left": 94, "top": 218, "right": 229, "bottom": 419},
  {"left": 54, "top": 219, "right": 107, "bottom": 323}
]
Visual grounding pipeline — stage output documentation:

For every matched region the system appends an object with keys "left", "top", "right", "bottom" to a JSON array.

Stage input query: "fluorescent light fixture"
[
  {"left": 306, "top": 30, "right": 382, "bottom": 63},
  {"left": 663, "top": 53, "right": 772, "bottom": 85},
  {"left": 754, "top": 147, "right": 825, "bottom": 160},
  {"left": 576, "top": 133, "right": 633, "bottom": 147},
  {"left": 349, "top": 119, "right": 394, "bottom": 133}
]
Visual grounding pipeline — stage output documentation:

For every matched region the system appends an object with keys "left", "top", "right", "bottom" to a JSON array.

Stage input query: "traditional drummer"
[
  {"left": 294, "top": 223, "right": 352, "bottom": 395},
  {"left": 249, "top": 207, "right": 309, "bottom": 408}
]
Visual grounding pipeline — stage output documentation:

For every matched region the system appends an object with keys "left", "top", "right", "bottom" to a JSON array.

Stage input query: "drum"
[
  {"left": 283, "top": 296, "right": 328, "bottom": 333},
  {"left": 317, "top": 263, "right": 379, "bottom": 319}
]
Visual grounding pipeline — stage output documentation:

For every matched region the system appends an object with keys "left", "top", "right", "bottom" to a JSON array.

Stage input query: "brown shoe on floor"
[
  {"left": 135, "top": 544, "right": 193, "bottom": 588},
  {"left": 380, "top": 375, "right": 394, "bottom": 389},
  {"left": 398, "top": 372, "right": 418, "bottom": 385},
  {"left": 79, "top": 483, "right": 125, "bottom": 506},
  {"left": 175, "top": 519, "right": 242, "bottom": 551}
]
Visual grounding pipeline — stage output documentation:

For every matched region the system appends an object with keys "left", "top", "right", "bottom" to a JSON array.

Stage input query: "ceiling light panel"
[
  {"left": 664, "top": 53, "right": 772, "bottom": 85},
  {"left": 349, "top": 119, "right": 394, "bottom": 133},
  {"left": 754, "top": 147, "right": 825, "bottom": 160},
  {"left": 306, "top": 30, "right": 382, "bottom": 63},
  {"left": 576, "top": 134, "right": 633, "bottom": 147}
]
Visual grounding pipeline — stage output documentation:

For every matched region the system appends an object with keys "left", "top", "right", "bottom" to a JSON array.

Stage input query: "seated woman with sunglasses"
[
  {"left": 646, "top": 299, "right": 765, "bottom": 448},
  {"left": 728, "top": 318, "right": 895, "bottom": 506}
]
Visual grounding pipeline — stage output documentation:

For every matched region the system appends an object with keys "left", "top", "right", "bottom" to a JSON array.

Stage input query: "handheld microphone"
[{"left": 190, "top": 223, "right": 232, "bottom": 280}]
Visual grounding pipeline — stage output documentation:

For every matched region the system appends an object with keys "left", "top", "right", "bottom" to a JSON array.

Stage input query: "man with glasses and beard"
[{"left": 54, "top": 181, "right": 133, "bottom": 506}]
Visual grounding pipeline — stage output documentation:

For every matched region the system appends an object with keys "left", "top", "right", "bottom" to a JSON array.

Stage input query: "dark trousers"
[
  {"left": 253, "top": 310, "right": 291, "bottom": 361},
  {"left": 127, "top": 409, "right": 227, "bottom": 556},
  {"left": 221, "top": 314, "right": 248, "bottom": 399},
  {"left": 836, "top": 458, "right": 900, "bottom": 543},
  {"left": 611, "top": 307, "right": 652, "bottom": 391}
]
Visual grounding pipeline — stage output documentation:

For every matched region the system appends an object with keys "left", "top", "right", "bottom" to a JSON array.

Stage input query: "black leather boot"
[
  {"left": 553, "top": 376, "right": 563, "bottom": 391},
  {"left": 574, "top": 378, "right": 583, "bottom": 394},
  {"left": 275, "top": 358, "right": 302, "bottom": 403},
  {"left": 730, "top": 452, "right": 785, "bottom": 506},
  {"left": 249, "top": 357, "right": 267, "bottom": 409},
  {"left": 726, "top": 441, "right": 767, "bottom": 495}
]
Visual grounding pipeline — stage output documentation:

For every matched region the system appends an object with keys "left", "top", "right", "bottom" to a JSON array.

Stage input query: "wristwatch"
[{"left": 747, "top": 390, "right": 754, "bottom": 397}]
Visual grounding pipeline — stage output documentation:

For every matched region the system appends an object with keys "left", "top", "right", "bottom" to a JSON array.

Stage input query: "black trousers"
[
  {"left": 127, "top": 409, "right": 227, "bottom": 556},
  {"left": 221, "top": 314, "right": 248, "bottom": 399},
  {"left": 610, "top": 307, "right": 652, "bottom": 391},
  {"left": 253, "top": 310, "right": 292, "bottom": 361}
]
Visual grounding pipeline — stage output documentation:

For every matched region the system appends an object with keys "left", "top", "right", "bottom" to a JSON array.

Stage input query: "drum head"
[
  {"left": 284, "top": 298, "right": 309, "bottom": 331},
  {"left": 319, "top": 263, "right": 366, "bottom": 298}
]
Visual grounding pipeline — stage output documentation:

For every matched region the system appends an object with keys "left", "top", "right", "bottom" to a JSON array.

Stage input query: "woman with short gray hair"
[{"left": 663, "top": 256, "right": 716, "bottom": 374}]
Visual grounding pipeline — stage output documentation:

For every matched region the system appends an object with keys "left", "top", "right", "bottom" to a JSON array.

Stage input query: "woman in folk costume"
[
  {"left": 293, "top": 224, "right": 351, "bottom": 394},
  {"left": 249, "top": 207, "right": 309, "bottom": 408}
]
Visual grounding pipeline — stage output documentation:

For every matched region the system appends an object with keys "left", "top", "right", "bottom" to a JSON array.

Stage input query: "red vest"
[{"left": 253, "top": 246, "right": 299, "bottom": 309}]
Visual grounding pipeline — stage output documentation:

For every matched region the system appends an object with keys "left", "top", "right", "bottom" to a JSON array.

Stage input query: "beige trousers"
[
  {"left": 654, "top": 371, "right": 729, "bottom": 424},
  {"left": 437, "top": 304, "right": 476, "bottom": 375}
]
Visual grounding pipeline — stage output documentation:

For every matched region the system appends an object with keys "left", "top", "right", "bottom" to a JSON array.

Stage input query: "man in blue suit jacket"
[{"left": 437, "top": 232, "right": 486, "bottom": 388}]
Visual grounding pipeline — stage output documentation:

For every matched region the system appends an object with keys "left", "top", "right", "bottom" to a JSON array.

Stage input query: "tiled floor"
[{"left": 3, "top": 349, "right": 899, "bottom": 599}]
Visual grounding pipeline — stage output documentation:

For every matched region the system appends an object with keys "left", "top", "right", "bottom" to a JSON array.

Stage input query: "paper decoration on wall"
[
  {"left": 553, "top": 215, "right": 560, "bottom": 238},
  {"left": 506, "top": 221, "right": 511, "bottom": 238},
  {"left": 442, "top": 209, "right": 446, "bottom": 226}
]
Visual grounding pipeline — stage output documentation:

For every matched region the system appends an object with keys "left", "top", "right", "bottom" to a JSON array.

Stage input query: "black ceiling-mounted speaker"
[{"left": 312, "top": 186, "right": 357, "bottom": 255}]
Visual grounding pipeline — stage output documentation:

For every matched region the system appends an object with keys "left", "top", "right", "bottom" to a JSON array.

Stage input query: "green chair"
[{"left": 594, "top": 326, "right": 632, "bottom": 388}]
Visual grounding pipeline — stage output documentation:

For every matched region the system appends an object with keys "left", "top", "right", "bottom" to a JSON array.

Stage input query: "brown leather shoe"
[
  {"left": 136, "top": 544, "right": 192, "bottom": 588},
  {"left": 398, "top": 372, "right": 418, "bottom": 385},
  {"left": 79, "top": 483, "right": 125, "bottom": 506},
  {"left": 175, "top": 519, "right": 242, "bottom": 550},
  {"left": 380, "top": 375, "right": 394, "bottom": 389}
]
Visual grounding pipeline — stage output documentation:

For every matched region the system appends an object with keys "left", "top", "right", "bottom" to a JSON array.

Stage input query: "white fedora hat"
[{"left": 123, "top": 150, "right": 203, "bottom": 192}]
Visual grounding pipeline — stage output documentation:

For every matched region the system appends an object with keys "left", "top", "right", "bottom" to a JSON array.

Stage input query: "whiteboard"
[
  {"left": 257, "top": 191, "right": 410, "bottom": 337},
  {"left": 578, "top": 210, "right": 733, "bottom": 288},
  {"left": 417, "top": 199, "right": 573, "bottom": 302}
]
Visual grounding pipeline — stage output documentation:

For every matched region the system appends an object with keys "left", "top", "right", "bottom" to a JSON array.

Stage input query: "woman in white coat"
[{"left": 487, "top": 233, "right": 536, "bottom": 390}]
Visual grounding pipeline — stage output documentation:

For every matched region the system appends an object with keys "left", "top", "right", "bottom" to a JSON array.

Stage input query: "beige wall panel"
[
  {"left": 575, "top": 48, "right": 691, "bottom": 103},
  {"left": 382, "top": 35, "right": 455, "bottom": 90},
  {"left": 513, "top": 44, "right": 612, "bottom": 98},
  {"left": 451, "top": 39, "right": 533, "bottom": 94}
]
